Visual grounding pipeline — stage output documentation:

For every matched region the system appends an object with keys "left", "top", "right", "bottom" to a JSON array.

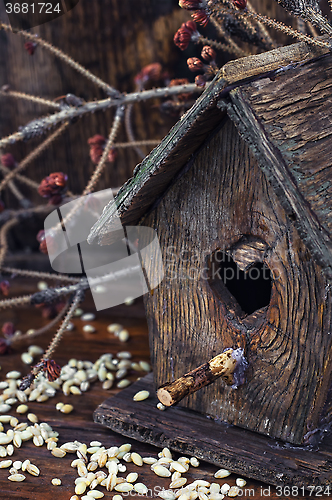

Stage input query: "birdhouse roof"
[{"left": 88, "top": 39, "right": 332, "bottom": 278}]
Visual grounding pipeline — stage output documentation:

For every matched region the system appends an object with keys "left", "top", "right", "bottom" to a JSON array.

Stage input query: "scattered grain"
[
  {"left": 133, "top": 390, "right": 149, "bottom": 402},
  {"left": 153, "top": 465, "right": 171, "bottom": 477},
  {"left": 51, "top": 478, "right": 62, "bottom": 486},
  {"left": 8, "top": 473, "right": 25, "bottom": 481},
  {"left": 214, "top": 469, "right": 231, "bottom": 479},
  {"left": 16, "top": 404, "right": 28, "bottom": 414}
]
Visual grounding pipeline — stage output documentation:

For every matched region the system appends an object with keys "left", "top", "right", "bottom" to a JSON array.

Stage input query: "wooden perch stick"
[{"left": 157, "top": 348, "right": 238, "bottom": 407}]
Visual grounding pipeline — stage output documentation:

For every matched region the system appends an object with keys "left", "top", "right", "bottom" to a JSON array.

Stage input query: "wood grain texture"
[
  {"left": 95, "top": 373, "right": 332, "bottom": 488},
  {"left": 143, "top": 117, "right": 332, "bottom": 445},
  {"left": 228, "top": 53, "right": 332, "bottom": 278}
]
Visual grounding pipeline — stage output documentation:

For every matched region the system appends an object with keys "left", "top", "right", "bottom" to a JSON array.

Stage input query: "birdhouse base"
[{"left": 93, "top": 374, "right": 332, "bottom": 488}]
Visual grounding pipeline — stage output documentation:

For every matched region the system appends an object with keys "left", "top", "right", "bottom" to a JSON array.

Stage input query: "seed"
[
  {"left": 0, "top": 435, "right": 12, "bottom": 445},
  {"left": 118, "top": 330, "right": 130, "bottom": 342},
  {"left": 26, "top": 463, "right": 40, "bottom": 476},
  {"left": 214, "top": 469, "right": 231, "bottom": 479},
  {"left": 0, "top": 459, "right": 12, "bottom": 468},
  {"left": 6, "top": 371, "right": 21, "bottom": 379},
  {"left": 70, "top": 386, "right": 82, "bottom": 395},
  {"left": 28, "top": 345, "right": 44, "bottom": 356},
  {"left": 60, "top": 442, "right": 79, "bottom": 453},
  {"left": 21, "top": 353, "right": 33, "bottom": 365},
  {"left": 83, "top": 325, "right": 96, "bottom": 333},
  {"left": 86, "top": 492, "right": 104, "bottom": 498},
  {"left": 0, "top": 405, "right": 11, "bottom": 414},
  {"left": 27, "top": 413, "right": 39, "bottom": 424},
  {"left": 98, "top": 451, "right": 108, "bottom": 468},
  {"left": 51, "top": 448, "right": 66, "bottom": 458},
  {"left": 143, "top": 457, "right": 157, "bottom": 464},
  {"left": 36, "top": 394, "right": 49, "bottom": 403},
  {"left": 61, "top": 404, "right": 74, "bottom": 414},
  {"left": 51, "top": 478, "right": 62, "bottom": 486},
  {"left": 20, "top": 429, "right": 33, "bottom": 441},
  {"left": 13, "top": 433, "right": 22, "bottom": 448},
  {"left": 190, "top": 457, "right": 199, "bottom": 467},
  {"left": 0, "top": 382, "right": 8, "bottom": 390},
  {"left": 81, "top": 313, "right": 96, "bottom": 321},
  {"left": 102, "top": 379, "right": 114, "bottom": 390},
  {"left": 16, "top": 405, "right": 28, "bottom": 414},
  {"left": 13, "top": 460, "right": 22, "bottom": 470},
  {"left": 118, "top": 443, "right": 131, "bottom": 453},
  {"left": 172, "top": 462, "right": 187, "bottom": 473},
  {"left": 0, "top": 446, "right": 6, "bottom": 457},
  {"left": 236, "top": 478, "right": 246, "bottom": 487},
  {"left": 131, "top": 452, "right": 143, "bottom": 466},
  {"left": 21, "top": 460, "right": 30, "bottom": 471},
  {"left": 228, "top": 486, "right": 240, "bottom": 497},
  {"left": 126, "top": 472, "right": 138, "bottom": 483},
  {"left": 113, "top": 496, "right": 123, "bottom": 500},
  {"left": 9, "top": 417, "right": 18, "bottom": 427},
  {"left": 139, "top": 361, "right": 151, "bottom": 372},
  {"left": 220, "top": 484, "right": 230, "bottom": 495},
  {"left": 133, "top": 390, "right": 149, "bottom": 402},
  {"left": 157, "top": 402, "right": 166, "bottom": 411},
  {"left": 107, "top": 324, "right": 122, "bottom": 333},
  {"left": 75, "top": 481, "right": 87, "bottom": 494},
  {"left": 8, "top": 473, "right": 25, "bottom": 481},
  {"left": 6, "top": 445, "right": 14, "bottom": 455},
  {"left": 115, "top": 368, "right": 127, "bottom": 380},
  {"left": 16, "top": 391, "right": 28, "bottom": 403},
  {"left": 154, "top": 465, "right": 171, "bottom": 477},
  {"left": 158, "top": 491, "right": 176, "bottom": 500},
  {"left": 170, "top": 478, "right": 188, "bottom": 489},
  {"left": 28, "top": 389, "right": 41, "bottom": 402},
  {"left": 115, "top": 482, "right": 134, "bottom": 492},
  {"left": 33, "top": 435, "right": 44, "bottom": 447}
]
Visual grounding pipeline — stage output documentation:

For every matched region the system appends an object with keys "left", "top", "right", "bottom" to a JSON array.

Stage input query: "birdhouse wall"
[{"left": 143, "top": 116, "right": 332, "bottom": 445}]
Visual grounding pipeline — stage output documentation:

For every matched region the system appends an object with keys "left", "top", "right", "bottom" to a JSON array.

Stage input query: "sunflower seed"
[
  {"left": 170, "top": 478, "right": 187, "bottom": 489},
  {"left": 0, "top": 459, "right": 12, "bottom": 468},
  {"left": 115, "top": 482, "right": 134, "bottom": 492},
  {"left": 75, "top": 481, "right": 87, "bottom": 495},
  {"left": 131, "top": 452, "right": 143, "bottom": 466},
  {"left": 6, "top": 444, "right": 14, "bottom": 456},
  {"left": 86, "top": 491, "right": 104, "bottom": 498},
  {"left": 153, "top": 465, "right": 171, "bottom": 477},
  {"left": 8, "top": 473, "right": 25, "bottom": 481}
]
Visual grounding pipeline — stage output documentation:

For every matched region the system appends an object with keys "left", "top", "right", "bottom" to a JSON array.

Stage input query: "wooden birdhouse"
[{"left": 91, "top": 40, "right": 332, "bottom": 485}]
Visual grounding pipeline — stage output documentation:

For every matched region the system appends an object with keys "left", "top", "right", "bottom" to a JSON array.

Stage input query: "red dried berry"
[
  {"left": 2, "top": 322, "right": 15, "bottom": 337},
  {"left": 1, "top": 153, "right": 16, "bottom": 169},
  {"left": 38, "top": 172, "right": 67, "bottom": 198},
  {"left": 233, "top": 0, "right": 247, "bottom": 9},
  {"left": 24, "top": 41, "right": 37, "bottom": 55},
  {"left": 195, "top": 74, "right": 207, "bottom": 88},
  {"left": 184, "top": 20, "right": 197, "bottom": 33},
  {"left": 134, "top": 63, "right": 163, "bottom": 85},
  {"left": 201, "top": 46, "right": 216, "bottom": 62},
  {"left": 179, "top": 0, "right": 203, "bottom": 10},
  {"left": 174, "top": 26, "right": 193, "bottom": 50},
  {"left": 0, "top": 281, "right": 10, "bottom": 296},
  {"left": 191, "top": 10, "right": 209, "bottom": 27},
  {"left": 0, "top": 338, "right": 9, "bottom": 355},
  {"left": 43, "top": 359, "right": 62, "bottom": 382},
  {"left": 87, "top": 134, "right": 106, "bottom": 147},
  {"left": 187, "top": 57, "right": 204, "bottom": 72}
]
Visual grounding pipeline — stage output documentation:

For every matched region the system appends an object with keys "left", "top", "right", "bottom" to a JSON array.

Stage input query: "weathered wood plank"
[
  {"left": 228, "top": 53, "right": 332, "bottom": 278},
  {"left": 142, "top": 117, "right": 332, "bottom": 444},
  {"left": 94, "top": 373, "right": 332, "bottom": 488}
]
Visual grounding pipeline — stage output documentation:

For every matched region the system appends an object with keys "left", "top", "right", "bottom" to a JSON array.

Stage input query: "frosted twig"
[
  {"left": 0, "top": 22, "right": 120, "bottom": 98},
  {"left": 0, "top": 84, "right": 201, "bottom": 148},
  {"left": 11, "top": 300, "right": 71, "bottom": 345},
  {"left": 245, "top": 10, "right": 332, "bottom": 48},
  {"left": 125, "top": 104, "right": 145, "bottom": 159},
  {"left": 0, "top": 165, "right": 31, "bottom": 207},
  {"left": 42, "top": 289, "right": 84, "bottom": 361},
  {"left": 0, "top": 294, "right": 33, "bottom": 309},
  {"left": 1, "top": 266, "right": 81, "bottom": 283},
  {"left": 0, "top": 218, "right": 19, "bottom": 268},
  {"left": 0, "top": 122, "right": 69, "bottom": 192},
  {"left": 0, "top": 89, "right": 62, "bottom": 109}
]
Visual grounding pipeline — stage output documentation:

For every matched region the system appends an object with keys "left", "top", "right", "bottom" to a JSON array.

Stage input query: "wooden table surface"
[{"left": 0, "top": 278, "right": 330, "bottom": 500}]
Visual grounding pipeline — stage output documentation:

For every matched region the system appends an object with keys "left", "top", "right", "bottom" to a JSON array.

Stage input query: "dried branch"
[
  {"left": 0, "top": 88, "right": 62, "bottom": 109},
  {"left": 0, "top": 218, "right": 19, "bottom": 268},
  {"left": 1, "top": 266, "right": 81, "bottom": 283},
  {"left": 0, "top": 22, "right": 120, "bottom": 98}
]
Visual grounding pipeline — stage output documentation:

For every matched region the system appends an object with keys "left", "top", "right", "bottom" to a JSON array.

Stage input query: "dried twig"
[{"left": 0, "top": 89, "right": 62, "bottom": 109}]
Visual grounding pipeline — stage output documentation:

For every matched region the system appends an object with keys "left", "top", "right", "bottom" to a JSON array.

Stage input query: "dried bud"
[
  {"left": 0, "top": 280, "right": 10, "bottom": 296},
  {"left": 1, "top": 153, "right": 16, "bottom": 169},
  {"left": 195, "top": 74, "right": 207, "bottom": 88},
  {"left": 169, "top": 78, "right": 192, "bottom": 101},
  {"left": 191, "top": 10, "right": 209, "bottom": 27},
  {"left": 24, "top": 41, "right": 37, "bottom": 55},
  {"left": 179, "top": 0, "right": 204, "bottom": 10},
  {"left": 184, "top": 20, "right": 197, "bottom": 33},
  {"left": 38, "top": 172, "right": 67, "bottom": 198},
  {"left": 43, "top": 359, "right": 62, "bottom": 382},
  {"left": 201, "top": 46, "right": 216, "bottom": 62},
  {"left": 87, "top": 134, "right": 106, "bottom": 147},
  {"left": 19, "top": 373, "right": 35, "bottom": 390},
  {"left": 2, "top": 322, "right": 15, "bottom": 338},
  {"left": 187, "top": 57, "right": 204, "bottom": 72},
  {"left": 48, "top": 194, "right": 63, "bottom": 206},
  {"left": 134, "top": 63, "right": 163, "bottom": 86},
  {"left": 174, "top": 23, "right": 196, "bottom": 50},
  {"left": 0, "top": 338, "right": 9, "bottom": 355},
  {"left": 233, "top": 0, "right": 247, "bottom": 9}
]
